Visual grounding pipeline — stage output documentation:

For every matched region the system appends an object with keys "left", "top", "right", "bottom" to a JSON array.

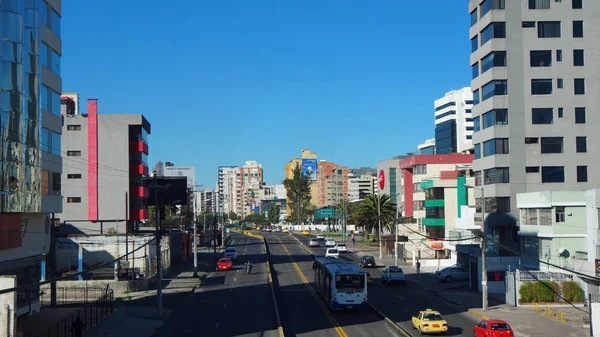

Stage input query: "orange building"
[{"left": 317, "top": 161, "right": 348, "bottom": 208}]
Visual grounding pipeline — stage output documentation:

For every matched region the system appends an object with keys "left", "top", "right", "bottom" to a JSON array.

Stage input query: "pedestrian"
[
  {"left": 352, "top": 237, "right": 356, "bottom": 246},
  {"left": 70, "top": 316, "right": 85, "bottom": 337},
  {"left": 416, "top": 259, "right": 421, "bottom": 275},
  {"left": 392, "top": 248, "right": 395, "bottom": 259}
]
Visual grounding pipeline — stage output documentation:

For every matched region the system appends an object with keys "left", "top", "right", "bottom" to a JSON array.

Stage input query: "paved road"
[
  {"left": 292, "top": 234, "right": 482, "bottom": 337},
  {"left": 264, "top": 232, "right": 400, "bottom": 337},
  {"left": 156, "top": 233, "right": 279, "bottom": 337}
]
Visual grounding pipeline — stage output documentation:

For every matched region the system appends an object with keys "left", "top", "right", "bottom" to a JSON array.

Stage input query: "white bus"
[{"left": 312, "top": 257, "right": 367, "bottom": 310}]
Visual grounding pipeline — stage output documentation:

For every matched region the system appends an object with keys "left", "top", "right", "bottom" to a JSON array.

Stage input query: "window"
[
  {"left": 557, "top": 78, "right": 563, "bottom": 88},
  {"left": 572, "top": 0, "right": 582, "bottom": 8},
  {"left": 67, "top": 125, "right": 81, "bottom": 131},
  {"left": 484, "top": 167, "right": 510, "bottom": 184},
  {"left": 526, "top": 166, "right": 540, "bottom": 173},
  {"left": 538, "top": 21, "right": 561, "bottom": 38},
  {"left": 558, "top": 108, "right": 563, "bottom": 118},
  {"left": 556, "top": 49, "right": 562, "bottom": 61},
  {"left": 480, "top": 0, "right": 505, "bottom": 17},
  {"left": 67, "top": 174, "right": 82, "bottom": 179},
  {"left": 531, "top": 79, "right": 553, "bottom": 95},
  {"left": 577, "top": 166, "right": 588, "bottom": 182},
  {"left": 473, "top": 116, "right": 481, "bottom": 132},
  {"left": 555, "top": 206, "right": 566, "bottom": 222},
  {"left": 573, "top": 50, "right": 584, "bottom": 66},
  {"left": 484, "top": 138, "right": 509, "bottom": 156},
  {"left": 481, "top": 22, "right": 506, "bottom": 46},
  {"left": 470, "top": 9, "right": 478, "bottom": 26},
  {"left": 532, "top": 108, "right": 553, "bottom": 124},
  {"left": 435, "top": 102, "right": 456, "bottom": 111},
  {"left": 575, "top": 107, "right": 586, "bottom": 123},
  {"left": 573, "top": 21, "right": 583, "bottom": 37},
  {"left": 472, "top": 63, "right": 479, "bottom": 79},
  {"left": 40, "top": 43, "right": 48, "bottom": 68},
  {"left": 481, "top": 51, "right": 507, "bottom": 73},
  {"left": 67, "top": 151, "right": 81, "bottom": 156},
  {"left": 67, "top": 197, "right": 82, "bottom": 203},
  {"left": 525, "top": 137, "right": 539, "bottom": 144},
  {"left": 542, "top": 166, "right": 565, "bottom": 183},
  {"left": 530, "top": 50, "right": 552, "bottom": 67},
  {"left": 473, "top": 89, "right": 480, "bottom": 106},
  {"left": 41, "top": 2, "right": 61, "bottom": 36},
  {"left": 474, "top": 143, "right": 481, "bottom": 159},
  {"left": 529, "top": 0, "right": 551, "bottom": 9},
  {"left": 482, "top": 109, "right": 508, "bottom": 129},
  {"left": 482, "top": 80, "right": 508, "bottom": 101},
  {"left": 522, "top": 21, "right": 536, "bottom": 28},
  {"left": 414, "top": 164, "right": 427, "bottom": 175},
  {"left": 576, "top": 136, "right": 587, "bottom": 153},
  {"left": 41, "top": 128, "right": 61, "bottom": 156},
  {"left": 540, "top": 137, "right": 563, "bottom": 153},
  {"left": 471, "top": 35, "right": 478, "bottom": 52},
  {"left": 574, "top": 79, "right": 585, "bottom": 95}
]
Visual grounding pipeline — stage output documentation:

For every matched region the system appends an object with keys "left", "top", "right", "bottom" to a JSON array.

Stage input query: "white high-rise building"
[
  {"left": 434, "top": 87, "right": 474, "bottom": 154},
  {"left": 348, "top": 173, "right": 376, "bottom": 201},
  {"left": 218, "top": 166, "right": 237, "bottom": 216}
]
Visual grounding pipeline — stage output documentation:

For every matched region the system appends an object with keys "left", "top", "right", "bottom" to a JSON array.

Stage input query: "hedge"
[{"left": 519, "top": 280, "right": 583, "bottom": 303}]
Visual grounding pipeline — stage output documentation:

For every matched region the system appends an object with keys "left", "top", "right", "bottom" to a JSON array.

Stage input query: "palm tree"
[{"left": 354, "top": 193, "right": 396, "bottom": 241}]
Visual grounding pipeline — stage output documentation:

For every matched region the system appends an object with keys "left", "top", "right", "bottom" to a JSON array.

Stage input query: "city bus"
[{"left": 312, "top": 257, "right": 367, "bottom": 310}]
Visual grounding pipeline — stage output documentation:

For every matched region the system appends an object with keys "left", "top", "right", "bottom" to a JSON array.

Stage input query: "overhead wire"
[{"left": 398, "top": 222, "right": 482, "bottom": 242}]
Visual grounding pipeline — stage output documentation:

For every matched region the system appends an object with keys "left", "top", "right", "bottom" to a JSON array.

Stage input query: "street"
[{"left": 291, "top": 233, "right": 483, "bottom": 337}]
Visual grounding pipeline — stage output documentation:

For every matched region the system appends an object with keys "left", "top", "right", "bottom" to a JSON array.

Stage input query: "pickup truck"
[{"left": 382, "top": 266, "right": 406, "bottom": 285}]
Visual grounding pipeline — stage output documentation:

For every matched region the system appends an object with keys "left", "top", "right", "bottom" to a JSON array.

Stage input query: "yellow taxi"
[
  {"left": 412, "top": 309, "right": 448, "bottom": 334},
  {"left": 282, "top": 229, "right": 289, "bottom": 233},
  {"left": 302, "top": 230, "right": 310, "bottom": 235}
]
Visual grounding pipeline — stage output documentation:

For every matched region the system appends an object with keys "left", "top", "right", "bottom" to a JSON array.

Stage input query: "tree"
[
  {"left": 228, "top": 211, "right": 238, "bottom": 221},
  {"left": 353, "top": 194, "right": 396, "bottom": 241},
  {"left": 283, "top": 163, "right": 312, "bottom": 227},
  {"left": 267, "top": 205, "right": 281, "bottom": 224},
  {"left": 245, "top": 213, "right": 267, "bottom": 226}
]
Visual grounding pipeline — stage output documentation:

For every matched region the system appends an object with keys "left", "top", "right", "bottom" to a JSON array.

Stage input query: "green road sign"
[{"left": 315, "top": 208, "right": 335, "bottom": 219}]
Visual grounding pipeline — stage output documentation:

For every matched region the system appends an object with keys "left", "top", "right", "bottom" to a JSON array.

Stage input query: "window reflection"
[{"left": 51, "top": 49, "right": 60, "bottom": 75}]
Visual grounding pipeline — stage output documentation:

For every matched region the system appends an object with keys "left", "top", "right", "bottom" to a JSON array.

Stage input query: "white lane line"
[
  {"left": 397, "top": 295, "right": 404, "bottom": 300},
  {"left": 233, "top": 277, "right": 237, "bottom": 282},
  {"left": 214, "top": 323, "right": 219, "bottom": 331},
  {"left": 223, "top": 301, "right": 228, "bottom": 308}
]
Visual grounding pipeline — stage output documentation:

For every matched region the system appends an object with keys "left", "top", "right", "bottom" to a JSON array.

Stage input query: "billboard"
[
  {"left": 302, "top": 159, "right": 317, "bottom": 180},
  {"left": 163, "top": 166, "right": 196, "bottom": 188},
  {"left": 145, "top": 177, "right": 189, "bottom": 205}
]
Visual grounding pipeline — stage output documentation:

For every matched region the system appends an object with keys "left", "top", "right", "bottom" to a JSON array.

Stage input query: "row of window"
[
  {"left": 40, "top": 43, "right": 60, "bottom": 75},
  {"left": 474, "top": 165, "right": 588, "bottom": 185},
  {"left": 471, "top": 0, "right": 583, "bottom": 27},
  {"left": 41, "top": 127, "right": 61, "bottom": 156},
  {"left": 472, "top": 107, "right": 586, "bottom": 132},
  {"left": 42, "top": 85, "right": 61, "bottom": 116},
  {"left": 531, "top": 78, "right": 585, "bottom": 95},
  {"left": 41, "top": 1, "right": 61, "bottom": 37},
  {"left": 528, "top": 0, "right": 583, "bottom": 10},
  {"left": 524, "top": 136, "right": 587, "bottom": 153}
]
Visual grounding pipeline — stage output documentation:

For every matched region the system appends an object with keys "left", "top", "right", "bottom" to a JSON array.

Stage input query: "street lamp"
[
  {"left": 192, "top": 184, "right": 203, "bottom": 278},
  {"left": 377, "top": 193, "right": 382, "bottom": 259},
  {"left": 464, "top": 183, "right": 487, "bottom": 311},
  {"left": 395, "top": 192, "right": 401, "bottom": 266}
]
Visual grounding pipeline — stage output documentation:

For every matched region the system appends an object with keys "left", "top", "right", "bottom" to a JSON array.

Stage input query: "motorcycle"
[{"left": 245, "top": 264, "right": 253, "bottom": 274}]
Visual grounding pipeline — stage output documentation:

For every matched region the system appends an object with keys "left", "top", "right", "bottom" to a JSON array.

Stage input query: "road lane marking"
[
  {"left": 214, "top": 323, "right": 219, "bottom": 330},
  {"left": 273, "top": 236, "right": 348, "bottom": 337},
  {"left": 223, "top": 301, "right": 227, "bottom": 308},
  {"left": 234, "top": 277, "right": 237, "bottom": 282},
  {"left": 397, "top": 295, "right": 404, "bottom": 300}
]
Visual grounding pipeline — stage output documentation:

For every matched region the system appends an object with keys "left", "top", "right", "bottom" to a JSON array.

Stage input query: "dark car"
[{"left": 359, "top": 255, "right": 376, "bottom": 268}]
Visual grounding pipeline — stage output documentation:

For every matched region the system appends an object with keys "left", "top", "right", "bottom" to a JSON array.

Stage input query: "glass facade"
[
  {"left": 435, "top": 120, "right": 457, "bottom": 154},
  {"left": 0, "top": 0, "right": 43, "bottom": 212}
]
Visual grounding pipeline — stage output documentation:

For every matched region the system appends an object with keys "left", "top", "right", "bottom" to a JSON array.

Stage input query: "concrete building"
[
  {"left": 317, "top": 161, "right": 348, "bottom": 208},
  {"left": 434, "top": 88, "right": 474, "bottom": 154},
  {"left": 151, "top": 161, "right": 164, "bottom": 177},
  {"left": 233, "top": 160, "right": 263, "bottom": 216},
  {"left": 59, "top": 96, "right": 151, "bottom": 234},
  {"left": 418, "top": 139, "right": 436, "bottom": 154},
  {"left": 0, "top": 0, "right": 63, "bottom": 317},
  {"left": 217, "top": 166, "right": 237, "bottom": 216},
  {"left": 376, "top": 156, "right": 407, "bottom": 208},
  {"left": 285, "top": 149, "right": 318, "bottom": 216},
  {"left": 348, "top": 172, "right": 376, "bottom": 201},
  {"left": 194, "top": 188, "right": 216, "bottom": 215},
  {"left": 468, "top": 1, "right": 599, "bottom": 237}
]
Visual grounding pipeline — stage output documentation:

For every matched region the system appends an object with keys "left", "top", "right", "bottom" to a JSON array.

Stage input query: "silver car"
[{"left": 309, "top": 238, "right": 320, "bottom": 247}]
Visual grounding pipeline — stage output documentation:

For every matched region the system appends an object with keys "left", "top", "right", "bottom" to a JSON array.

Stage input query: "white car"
[
  {"left": 309, "top": 238, "right": 320, "bottom": 247},
  {"left": 224, "top": 247, "right": 238, "bottom": 260},
  {"left": 325, "top": 248, "right": 339, "bottom": 258},
  {"left": 325, "top": 239, "right": 336, "bottom": 247},
  {"left": 335, "top": 243, "right": 347, "bottom": 252},
  {"left": 382, "top": 266, "right": 406, "bottom": 285},
  {"left": 316, "top": 234, "right": 325, "bottom": 241}
]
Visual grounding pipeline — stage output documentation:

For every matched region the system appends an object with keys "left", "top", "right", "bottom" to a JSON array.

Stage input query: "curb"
[
  {"left": 468, "top": 308, "right": 489, "bottom": 321},
  {"left": 367, "top": 302, "right": 413, "bottom": 337}
]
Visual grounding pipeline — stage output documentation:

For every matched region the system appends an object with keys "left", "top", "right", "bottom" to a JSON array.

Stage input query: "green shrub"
[
  {"left": 519, "top": 282, "right": 535, "bottom": 303},
  {"left": 561, "top": 281, "right": 584, "bottom": 302},
  {"left": 519, "top": 281, "right": 560, "bottom": 303}
]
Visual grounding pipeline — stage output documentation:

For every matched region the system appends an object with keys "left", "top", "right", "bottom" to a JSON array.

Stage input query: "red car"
[
  {"left": 474, "top": 319, "right": 514, "bottom": 337},
  {"left": 216, "top": 258, "right": 233, "bottom": 271}
]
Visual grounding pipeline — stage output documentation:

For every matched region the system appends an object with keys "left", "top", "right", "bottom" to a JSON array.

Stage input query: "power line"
[{"left": 398, "top": 222, "right": 481, "bottom": 242}]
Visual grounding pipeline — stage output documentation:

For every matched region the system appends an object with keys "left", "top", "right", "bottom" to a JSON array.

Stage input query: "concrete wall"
[
  {"left": 61, "top": 114, "right": 90, "bottom": 222},
  {"left": 0, "top": 214, "right": 50, "bottom": 263},
  {"left": 0, "top": 276, "right": 16, "bottom": 337},
  {"left": 476, "top": 256, "right": 520, "bottom": 294}
]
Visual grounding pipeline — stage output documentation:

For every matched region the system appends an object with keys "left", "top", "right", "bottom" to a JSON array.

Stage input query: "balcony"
[
  {"left": 129, "top": 141, "right": 149, "bottom": 155},
  {"left": 422, "top": 218, "right": 445, "bottom": 227}
]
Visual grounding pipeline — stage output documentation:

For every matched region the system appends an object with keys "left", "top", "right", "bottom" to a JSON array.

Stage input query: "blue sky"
[{"left": 62, "top": 0, "right": 471, "bottom": 187}]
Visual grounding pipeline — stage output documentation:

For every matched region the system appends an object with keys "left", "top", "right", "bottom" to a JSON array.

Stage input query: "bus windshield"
[{"left": 335, "top": 274, "right": 365, "bottom": 289}]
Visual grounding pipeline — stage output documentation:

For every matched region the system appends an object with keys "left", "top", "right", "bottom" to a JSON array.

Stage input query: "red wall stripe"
[
  {"left": 403, "top": 168, "right": 414, "bottom": 217},
  {"left": 87, "top": 99, "right": 99, "bottom": 221}
]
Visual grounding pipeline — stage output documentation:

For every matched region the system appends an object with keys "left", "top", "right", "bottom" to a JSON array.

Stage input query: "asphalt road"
[
  {"left": 156, "top": 233, "right": 280, "bottom": 337},
  {"left": 263, "top": 232, "right": 400, "bottom": 337},
  {"left": 292, "top": 234, "right": 482, "bottom": 337}
]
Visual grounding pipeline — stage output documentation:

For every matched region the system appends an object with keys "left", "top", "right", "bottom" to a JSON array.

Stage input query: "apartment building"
[
  {"left": 233, "top": 160, "right": 263, "bottom": 216},
  {"left": 195, "top": 188, "right": 216, "bottom": 214},
  {"left": 59, "top": 96, "right": 151, "bottom": 234},
  {"left": 217, "top": 166, "right": 237, "bottom": 216},
  {"left": 317, "top": 161, "right": 348, "bottom": 208},
  {"left": 435, "top": 88, "right": 474, "bottom": 154},
  {"left": 348, "top": 172, "right": 376, "bottom": 201},
  {"left": 468, "top": 0, "right": 598, "bottom": 230}
]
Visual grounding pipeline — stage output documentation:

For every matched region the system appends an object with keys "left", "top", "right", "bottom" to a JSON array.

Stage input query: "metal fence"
[
  {"left": 519, "top": 270, "right": 573, "bottom": 282},
  {"left": 30, "top": 288, "right": 114, "bottom": 337},
  {"left": 40, "top": 287, "right": 109, "bottom": 307}
]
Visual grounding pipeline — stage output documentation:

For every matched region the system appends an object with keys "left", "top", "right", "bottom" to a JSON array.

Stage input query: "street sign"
[{"left": 315, "top": 208, "right": 335, "bottom": 219}]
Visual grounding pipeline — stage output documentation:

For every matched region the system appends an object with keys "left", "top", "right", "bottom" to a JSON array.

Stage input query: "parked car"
[
  {"left": 335, "top": 243, "right": 348, "bottom": 252},
  {"left": 325, "top": 239, "right": 336, "bottom": 247},
  {"left": 382, "top": 266, "right": 406, "bottom": 285},
  {"left": 325, "top": 248, "right": 339, "bottom": 258},
  {"left": 216, "top": 258, "right": 233, "bottom": 271},
  {"left": 436, "top": 266, "right": 469, "bottom": 283},
  {"left": 224, "top": 247, "right": 238, "bottom": 260},
  {"left": 473, "top": 320, "right": 514, "bottom": 337},
  {"left": 358, "top": 256, "right": 376, "bottom": 268},
  {"left": 309, "top": 238, "right": 320, "bottom": 247}
]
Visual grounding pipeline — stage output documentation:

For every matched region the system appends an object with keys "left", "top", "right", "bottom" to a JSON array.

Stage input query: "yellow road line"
[{"left": 274, "top": 236, "right": 348, "bottom": 337}]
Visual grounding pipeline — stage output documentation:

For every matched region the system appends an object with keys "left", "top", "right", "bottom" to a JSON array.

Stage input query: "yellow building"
[{"left": 285, "top": 149, "right": 318, "bottom": 218}]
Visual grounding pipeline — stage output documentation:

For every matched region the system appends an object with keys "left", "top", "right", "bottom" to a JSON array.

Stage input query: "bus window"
[{"left": 335, "top": 274, "right": 365, "bottom": 289}]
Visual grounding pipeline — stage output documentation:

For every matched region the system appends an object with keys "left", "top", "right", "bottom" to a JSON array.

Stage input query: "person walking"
[
  {"left": 352, "top": 237, "right": 356, "bottom": 246},
  {"left": 416, "top": 259, "right": 421, "bottom": 275},
  {"left": 70, "top": 316, "right": 85, "bottom": 337}
]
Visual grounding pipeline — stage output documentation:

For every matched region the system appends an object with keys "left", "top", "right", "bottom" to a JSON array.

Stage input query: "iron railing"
[{"left": 40, "top": 287, "right": 108, "bottom": 307}]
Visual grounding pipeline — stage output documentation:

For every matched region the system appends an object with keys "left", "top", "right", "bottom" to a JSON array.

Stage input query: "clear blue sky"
[{"left": 62, "top": 0, "right": 470, "bottom": 187}]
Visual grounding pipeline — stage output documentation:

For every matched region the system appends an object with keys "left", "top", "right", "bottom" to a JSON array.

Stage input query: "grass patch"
[{"left": 361, "top": 241, "right": 380, "bottom": 247}]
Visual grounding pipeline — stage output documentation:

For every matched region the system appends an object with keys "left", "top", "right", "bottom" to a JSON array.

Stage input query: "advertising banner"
[{"left": 302, "top": 159, "right": 317, "bottom": 180}]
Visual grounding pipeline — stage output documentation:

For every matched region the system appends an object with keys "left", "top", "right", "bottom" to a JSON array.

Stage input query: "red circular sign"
[{"left": 378, "top": 170, "right": 385, "bottom": 190}]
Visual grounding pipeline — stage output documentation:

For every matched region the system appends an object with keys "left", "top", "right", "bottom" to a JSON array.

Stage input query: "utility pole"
[
  {"left": 395, "top": 195, "right": 399, "bottom": 266},
  {"left": 149, "top": 182, "right": 169, "bottom": 317},
  {"left": 193, "top": 188, "right": 198, "bottom": 278},
  {"left": 49, "top": 213, "right": 57, "bottom": 306},
  {"left": 377, "top": 194, "right": 382, "bottom": 259},
  {"left": 481, "top": 188, "right": 488, "bottom": 311}
]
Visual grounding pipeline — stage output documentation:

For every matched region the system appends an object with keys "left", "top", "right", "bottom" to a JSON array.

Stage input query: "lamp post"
[
  {"left": 464, "top": 184, "right": 487, "bottom": 311},
  {"left": 377, "top": 193, "right": 382, "bottom": 259},
  {"left": 193, "top": 184, "right": 203, "bottom": 278},
  {"left": 395, "top": 192, "right": 400, "bottom": 266}
]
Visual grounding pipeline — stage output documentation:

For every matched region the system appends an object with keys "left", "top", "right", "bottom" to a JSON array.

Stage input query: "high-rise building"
[
  {"left": 194, "top": 188, "right": 216, "bottom": 215},
  {"left": 0, "top": 0, "right": 63, "bottom": 316},
  {"left": 317, "top": 161, "right": 348, "bottom": 208},
  {"left": 233, "top": 160, "right": 263, "bottom": 216},
  {"left": 418, "top": 139, "right": 436, "bottom": 154},
  {"left": 152, "top": 161, "right": 165, "bottom": 177},
  {"left": 468, "top": 0, "right": 597, "bottom": 230},
  {"left": 348, "top": 172, "right": 376, "bottom": 201},
  {"left": 59, "top": 97, "right": 151, "bottom": 234},
  {"left": 217, "top": 166, "right": 237, "bottom": 216},
  {"left": 434, "top": 88, "right": 474, "bottom": 154}
]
